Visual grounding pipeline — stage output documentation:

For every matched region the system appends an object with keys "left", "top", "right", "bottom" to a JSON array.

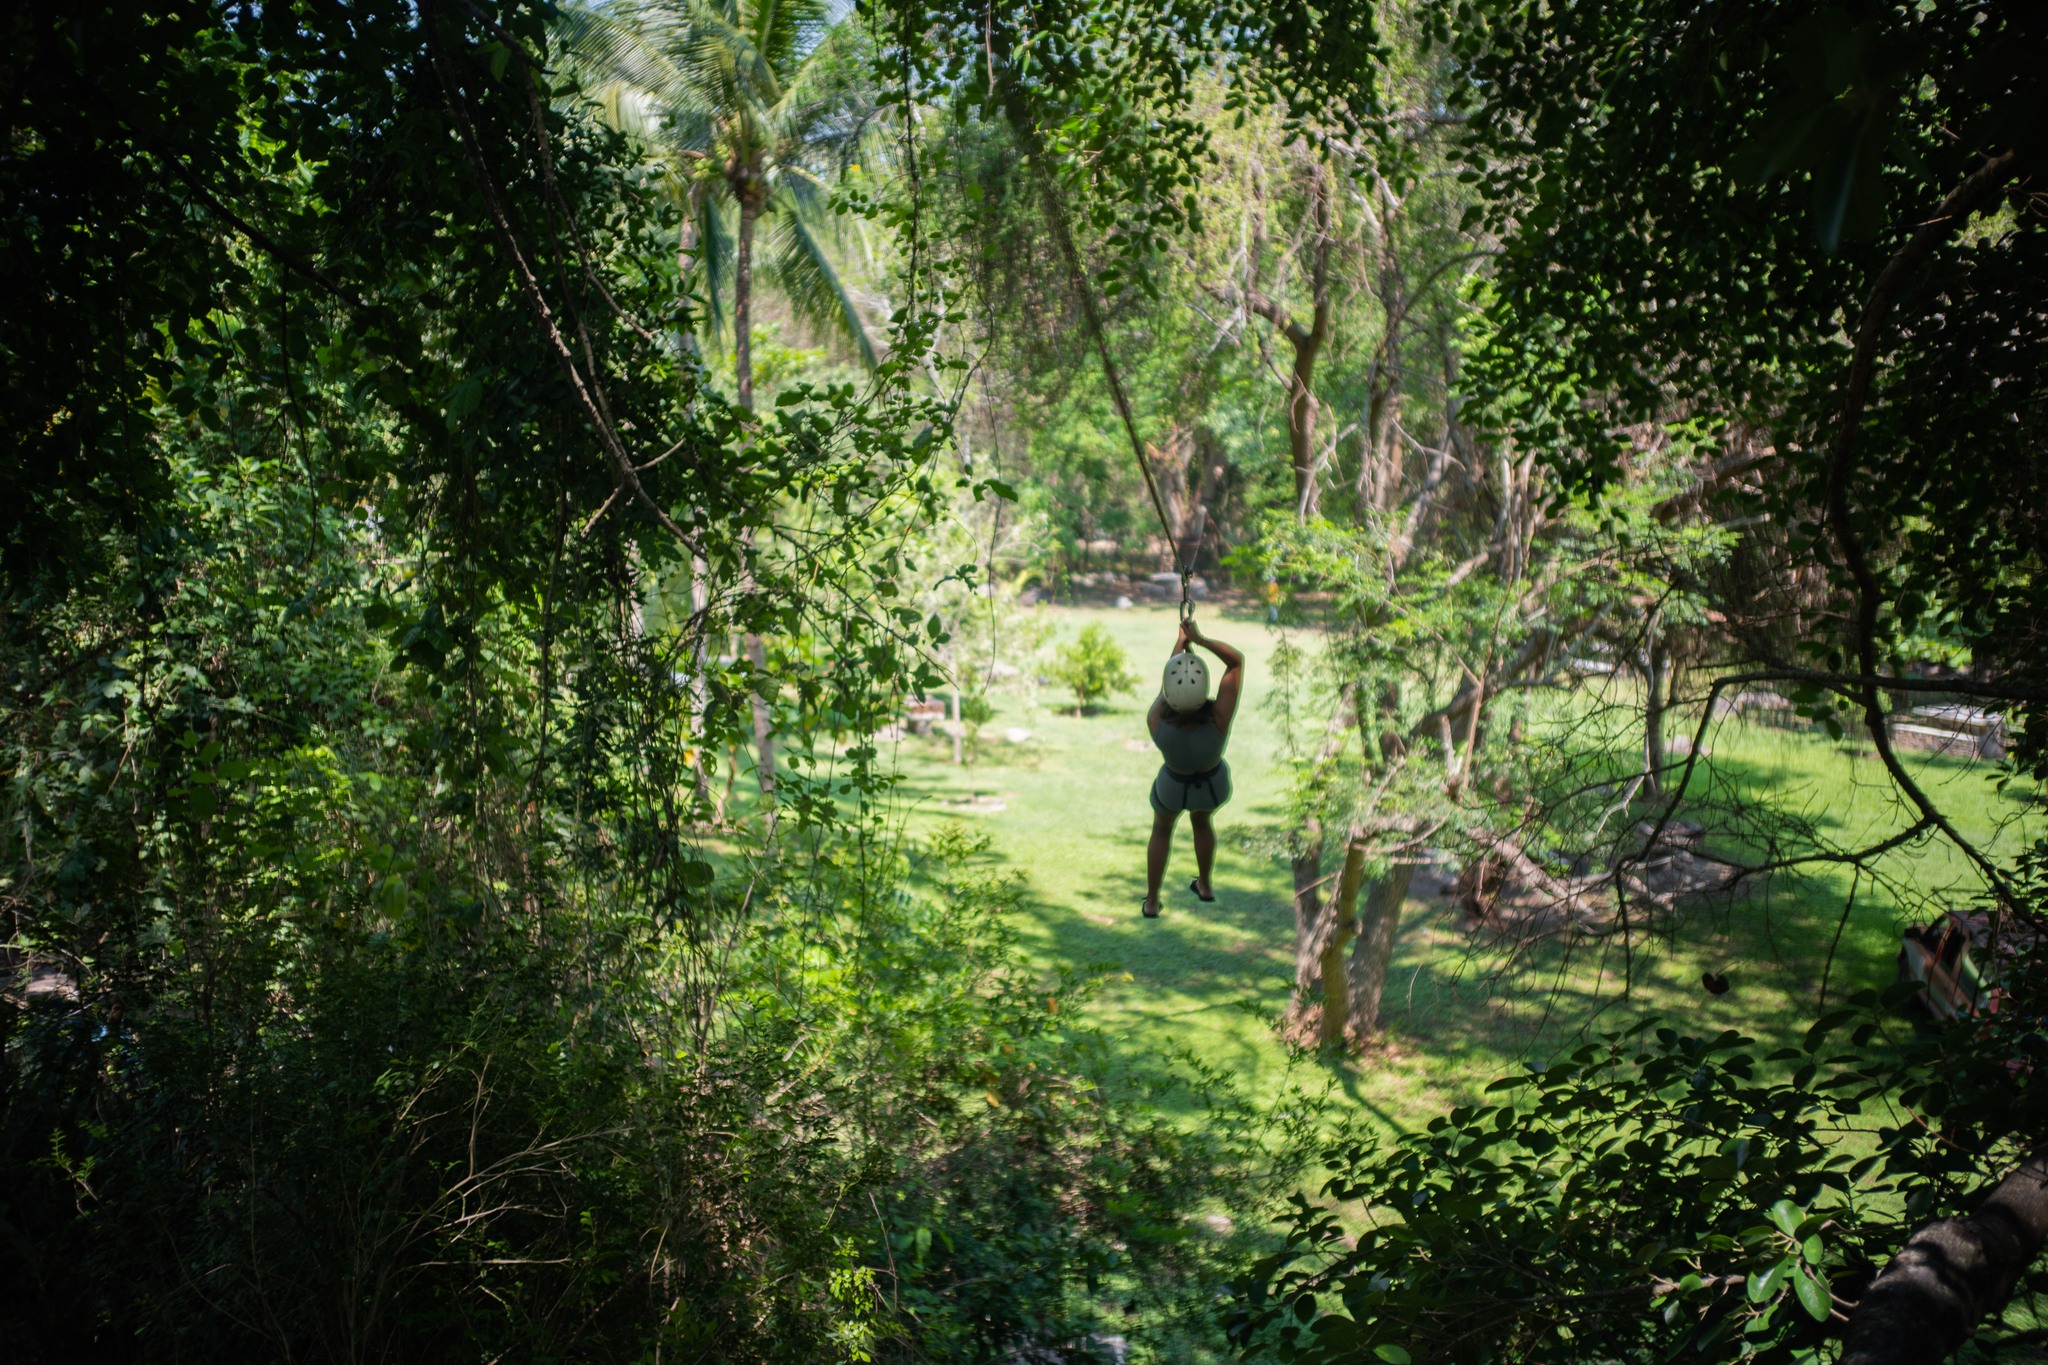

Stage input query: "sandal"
[
  {"left": 1189, "top": 878, "right": 1216, "bottom": 903},
  {"left": 1140, "top": 898, "right": 1161, "bottom": 919}
]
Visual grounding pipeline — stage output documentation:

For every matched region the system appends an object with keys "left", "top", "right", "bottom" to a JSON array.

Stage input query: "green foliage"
[
  {"left": 820, "top": 827, "right": 1331, "bottom": 1360},
  {"left": 1047, "top": 623, "right": 1141, "bottom": 715},
  {"left": 0, "top": 0, "right": 1075, "bottom": 1355},
  {"left": 873, "top": 0, "right": 1387, "bottom": 301},
  {"left": 0, "top": 7, "right": 1337, "bottom": 1357},
  {"left": 1230, "top": 988, "right": 2048, "bottom": 1364},
  {"left": 561, "top": 0, "right": 880, "bottom": 369},
  {"left": 1439, "top": 0, "right": 2048, "bottom": 768}
]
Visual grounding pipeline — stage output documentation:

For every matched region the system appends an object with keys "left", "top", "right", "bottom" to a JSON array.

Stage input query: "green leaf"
[
  {"left": 1803, "top": 1009, "right": 1856, "bottom": 1053},
  {"left": 1793, "top": 1266, "right": 1831, "bottom": 1322},
  {"left": 443, "top": 376, "right": 483, "bottom": 428},
  {"left": 1373, "top": 1348, "right": 1411, "bottom": 1364},
  {"left": 1768, "top": 1200, "right": 1803, "bottom": 1237}
]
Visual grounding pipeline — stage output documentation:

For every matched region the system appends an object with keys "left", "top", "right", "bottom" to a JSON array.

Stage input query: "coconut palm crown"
[{"left": 563, "top": 0, "right": 877, "bottom": 408}]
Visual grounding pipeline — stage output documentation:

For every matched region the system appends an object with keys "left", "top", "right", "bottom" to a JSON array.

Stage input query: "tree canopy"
[{"left": 4, "top": 0, "right": 2045, "bottom": 1359}]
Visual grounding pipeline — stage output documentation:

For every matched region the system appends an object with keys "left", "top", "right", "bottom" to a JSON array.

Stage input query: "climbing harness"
[
  {"left": 1162, "top": 762, "right": 1225, "bottom": 811},
  {"left": 1027, "top": 149, "right": 1196, "bottom": 622}
]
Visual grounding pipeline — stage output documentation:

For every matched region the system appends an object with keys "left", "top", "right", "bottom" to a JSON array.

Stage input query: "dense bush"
[
  {"left": 1228, "top": 975, "right": 2048, "bottom": 1364},
  {"left": 0, "top": 430, "right": 1320, "bottom": 1359},
  {"left": 0, "top": 3, "right": 1328, "bottom": 1357}
]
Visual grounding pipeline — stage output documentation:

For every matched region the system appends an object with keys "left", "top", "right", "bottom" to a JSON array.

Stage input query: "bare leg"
[
  {"left": 1190, "top": 810, "right": 1217, "bottom": 897},
  {"left": 1144, "top": 807, "right": 1178, "bottom": 915}
]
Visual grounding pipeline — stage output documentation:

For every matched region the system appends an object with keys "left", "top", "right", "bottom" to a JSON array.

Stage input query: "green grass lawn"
[{"left": 881, "top": 601, "right": 2041, "bottom": 1135}]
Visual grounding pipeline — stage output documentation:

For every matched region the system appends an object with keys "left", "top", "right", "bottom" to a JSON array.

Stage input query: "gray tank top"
[{"left": 1152, "top": 711, "right": 1228, "bottom": 773}]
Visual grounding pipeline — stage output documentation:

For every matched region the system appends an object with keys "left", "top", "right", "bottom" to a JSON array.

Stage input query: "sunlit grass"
[{"left": 882, "top": 602, "right": 2041, "bottom": 1136}]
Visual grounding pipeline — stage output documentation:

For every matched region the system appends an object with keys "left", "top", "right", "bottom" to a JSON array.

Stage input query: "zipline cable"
[{"left": 1023, "top": 142, "right": 1196, "bottom": 622}]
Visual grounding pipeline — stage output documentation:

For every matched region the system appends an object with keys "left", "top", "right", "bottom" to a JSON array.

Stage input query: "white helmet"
[{"left": 1161, "top": 651, "right": 1210, "bottom": 712}]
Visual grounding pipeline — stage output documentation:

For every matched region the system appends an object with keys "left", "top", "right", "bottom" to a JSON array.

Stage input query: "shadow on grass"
[{"left": 881, "top": 628, "right": 2035, "bottom": 1136}]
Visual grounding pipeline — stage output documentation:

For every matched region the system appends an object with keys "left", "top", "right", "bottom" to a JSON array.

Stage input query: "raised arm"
[{"left": 1183, "top": 620, "right": 1245, "bottom": 730}]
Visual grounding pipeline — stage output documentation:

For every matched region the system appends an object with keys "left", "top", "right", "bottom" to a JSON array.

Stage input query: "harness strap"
[{"left": 1167, "top": 762, "right": 1223, "bottom": 811}]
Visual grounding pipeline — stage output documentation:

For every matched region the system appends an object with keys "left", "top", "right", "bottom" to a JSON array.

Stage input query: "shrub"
[
  {"left": 1227, "top": 980, "right": 2048, "bottom": 1365},
  {"left": 960, "top": 688, "right": 996, "bottom": 763},
  {"left": 1046, "top": 624, "right": 1140, "bottom": 715}
]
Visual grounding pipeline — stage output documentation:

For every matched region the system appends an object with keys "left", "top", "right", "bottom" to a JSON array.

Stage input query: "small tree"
[
  {"left": 958, "top": 689, "right": 996, "bottom": 764},
  {"left": 1046, "top": 624, "right": 1139, "bottom": 715}
]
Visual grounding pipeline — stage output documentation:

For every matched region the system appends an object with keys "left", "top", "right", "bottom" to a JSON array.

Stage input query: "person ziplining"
[
  {"left": 1009, "top": 115, "right": 1251, "bottom": 919},
  {"left": 1141, "top": 618, "right": 1245, "bottom": 919}
]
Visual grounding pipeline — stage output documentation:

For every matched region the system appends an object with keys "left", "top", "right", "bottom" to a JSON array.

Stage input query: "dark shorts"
[{"left": 1150, "top": 760, "right": 1232, "bottom": 814}]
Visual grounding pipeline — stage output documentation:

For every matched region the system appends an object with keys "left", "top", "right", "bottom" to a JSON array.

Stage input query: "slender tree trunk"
[
  {"left": 1181, "top": 426, "right": 1226, "bottom": 570},
  {"left": 1361, "top": 184, "right": 1405, "bottom": 514},
  {"left": 948, "top": 685, "right": 962, "bottom": 765},
  {"left": 1276, "top": 168, "right": 1339, "bottom": 1037},
  {"left": 1347, "top": 860, "right": 1415, "bottom": 1039},
  {"left": 1290, "top": 685, "right": 1358, "bottom": 1012},
  {"left": 733, "top": 181, "right": 776, "bottom": 796},
  {"left": 1203, "top": 164, "right": 1329, "bottom": 521},
  {"left": 746, "top": 632, "right": 775, "bottom": 796},
  {"left": 735, "top": 191, "right": 758, "bottom": 409},
  {"left": 1292, "top": 818, "right": 1326, "bottom": 999},
  {"left": 677, "top": 199, "right": 714, "bottom": 811},
  {"left": 1644, "top": 626, "right": 1670, "bottom": 799},
  {"left": 689, "top": 553, "right": 713, "bottom": 813},
  {"left": 1154, "top": 424, "right": 1191, "bottom": 538},
  {"left": 676, "top": 198, "right": 703, "bottom": 359},
  {"left": 1289, "top": 164, "right": 1333, "bottom": 521},
  {"left": 1320, "top": 835, "right": 1367, "bottom": 1046}
]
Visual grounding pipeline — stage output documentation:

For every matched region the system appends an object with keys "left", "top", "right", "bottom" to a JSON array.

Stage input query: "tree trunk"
[
  {"left": 1277, "top": 683, "right": 1359, "bottom": 1035},
  {"left": 1181, "top": 426, "right": 1226, "bottom": 570},
  {"left": 1288, "top": 164, "right": 1333, "bottom": 521},
  {"left": 689, "top": 553, "right": 713, "bottom": 813},
  {"left": 1291, "top": 818, "right": 1327, "bottom": 999},
  {"left": 734, "top": 190, "right": 758, "bottom": 409},
  {"left": 1289, "top": 685, "right": 1359, "bottom": 1013},
  {"left": 676, "top": 195, "right": 704, "bottom": 359},
  {"left": 1153, "top": 424, "right": 1191, "bottom": 540},
  {"left": 1204, "top": 165, "right": 1329, "bottom": 522},
  {"left": 1644, "top": 627, "right": 1670, "bottom": 799},
  {"left": 1841, "top": 1146, "right": 2048, "bottom": 1365},
  {"left": 1320, "top": 836, "right": 1367, "bottom": 1047},
  {"left": 733, "top": 180, "right": 776, "bottom": 796},
  {"left": 1347, "top": 860, "right": 1415, "bottom": 1039},
  {"left": 1361, "top": 183, "right": 1405, "bottom": 515},
  {"left": 746, "top": 631, "right": 775, "bottom": 797}
]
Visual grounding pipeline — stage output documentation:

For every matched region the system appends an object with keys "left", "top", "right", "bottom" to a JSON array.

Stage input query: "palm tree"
[
  {"left": 563, "top": 0, "right": 876, "bottom": 807},
  {"left": 563, "top": 0, "right": 876, "bottom": 408}
]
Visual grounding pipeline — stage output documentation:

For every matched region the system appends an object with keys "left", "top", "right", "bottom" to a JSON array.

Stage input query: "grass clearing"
[{"left": 883, "top": 602, "right": 2041, "bottom": 1135}]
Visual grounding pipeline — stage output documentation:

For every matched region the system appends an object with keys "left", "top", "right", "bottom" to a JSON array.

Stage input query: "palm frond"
[
  {"left": 694, "top": 195, "right": 735, "bottom": 347},
  {"left": 556, "top": 4, "right": 695, "bottom": 120},
  {"left": 564, "top": 0, "right": 871, "bottom": 366},
  {"left": 767, "top": 204, "right": 875, "bottom": 368}
]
